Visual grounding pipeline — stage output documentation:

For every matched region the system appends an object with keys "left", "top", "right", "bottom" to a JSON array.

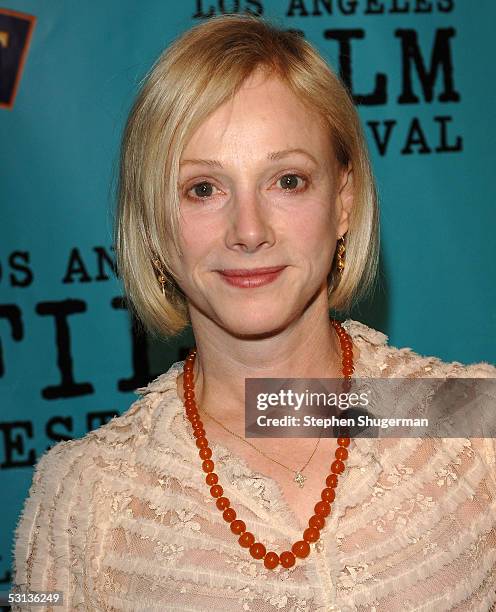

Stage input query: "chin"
[{"left": 216, "top": 304, "right": 297, "bottom": 339}]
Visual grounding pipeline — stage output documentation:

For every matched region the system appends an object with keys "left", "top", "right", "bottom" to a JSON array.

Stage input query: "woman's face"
[{"left": 173, "top": 69, "right": 352, "bottom": 337}]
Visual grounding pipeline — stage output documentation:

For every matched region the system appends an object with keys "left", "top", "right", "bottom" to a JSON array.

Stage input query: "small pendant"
[
  {"left": 294, "top": 472, "right": 306, "bottom": 487},
  {"left": 314, "top": 540, "right": 324, "bottom": 553}
]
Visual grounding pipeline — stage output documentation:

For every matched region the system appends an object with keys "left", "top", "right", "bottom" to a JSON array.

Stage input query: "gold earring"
[
  {"left": 152, "top": 258, "right": 166, "bottom": 296},
  {"left": 336, "top": 236, "right": 346, "bottom": 276}
]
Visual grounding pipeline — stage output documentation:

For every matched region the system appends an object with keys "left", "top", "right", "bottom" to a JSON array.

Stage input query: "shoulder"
[
  {"left": 66, "top": 359, "right": 186, "bottom": 455},
  {"left": 343, "top": 318, "right": 496, "bottom": 378},
  {"left": 17, "top": 358, "right": 185, "bottom": 502},
  {"left": 19, "top": 357, "right": 184, "bottom": 491}
]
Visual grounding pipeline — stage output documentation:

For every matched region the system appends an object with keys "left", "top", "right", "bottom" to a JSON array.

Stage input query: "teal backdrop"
[{"left": 1, "top": 0, "right": 495, "bottom": 593}]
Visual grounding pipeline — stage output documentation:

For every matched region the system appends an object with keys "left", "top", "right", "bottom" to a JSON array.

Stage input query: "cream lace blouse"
[{"left": 13, "top": 320, "right": 496, "bottom": 611}]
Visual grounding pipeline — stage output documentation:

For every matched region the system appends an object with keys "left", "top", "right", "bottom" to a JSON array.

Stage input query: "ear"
[{"left": 336, "top": 162, "right": 354, "bottom": 239}]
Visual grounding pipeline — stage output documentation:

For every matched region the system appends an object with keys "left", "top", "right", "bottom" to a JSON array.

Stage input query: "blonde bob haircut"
[{"left": 115, "top": 14, "right": 379, "bottom": 337}]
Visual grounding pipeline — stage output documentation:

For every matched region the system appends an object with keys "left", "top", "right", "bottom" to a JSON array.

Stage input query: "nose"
[{"left": 225, "top": 190, "right": 275, "bottom": 253}]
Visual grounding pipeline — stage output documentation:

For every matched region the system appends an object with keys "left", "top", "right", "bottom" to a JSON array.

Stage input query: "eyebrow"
[{"left": 179, "top": 148, "right": 318, "bottom": 168}]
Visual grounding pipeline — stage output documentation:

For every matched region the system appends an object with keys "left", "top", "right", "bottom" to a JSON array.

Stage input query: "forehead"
[{"left": 181, "top": 70, "right": 332, "bottom": 164}]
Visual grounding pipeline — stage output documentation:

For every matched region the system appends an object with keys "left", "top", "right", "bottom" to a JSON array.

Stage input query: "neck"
[{"left": 179, "top": 294, "right": 354, "bottom": 429}]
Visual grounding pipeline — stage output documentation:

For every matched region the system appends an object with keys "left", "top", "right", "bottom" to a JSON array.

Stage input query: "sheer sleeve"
[
  {"left": 12, "top": 390, "right": 162, "bottom": 611},
  {"left": 12, "top": 438, "right": 98, "bottom": 611}
]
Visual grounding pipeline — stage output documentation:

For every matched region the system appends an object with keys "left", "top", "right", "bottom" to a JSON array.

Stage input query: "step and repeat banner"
[{"left": 1, "top": 0, "right": 495, "bottom": 591}]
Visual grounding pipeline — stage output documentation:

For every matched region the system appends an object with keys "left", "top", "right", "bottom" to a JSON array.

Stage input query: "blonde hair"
[{"left": 115, "top": 14, "right": 379, "bottom": 337}]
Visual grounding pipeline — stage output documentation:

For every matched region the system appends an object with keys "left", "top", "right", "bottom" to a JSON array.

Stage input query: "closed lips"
[{"left": 218, "top": 267, "right": 286, "bottom": 277}]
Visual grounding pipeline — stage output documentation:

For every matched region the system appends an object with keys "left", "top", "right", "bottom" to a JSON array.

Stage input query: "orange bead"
[
  {"left": 179, "top": 323, "right": 355, "bottom": 571},
  {"left": 303, "top": 527, "right": 320, "bottom": 543},
  {"left": 321, "top": 488, "right": 335, "bottom": 503},
  {"left": 206, "top": 472, "right": 218, "bottom": 485},
  {"left": 279, "top": 551, "right": 296, "bottom": 568},
  {"left": 309, "top": 515, "right": 325, "bottom": 530},
  {"left": 292, "top": 540, "right": 310, "bottom": 559},
  {"left": 216, "top": 497, "right": 230, "bottom": 510},
  {"left": 210, "top": 484, "right": 223, "bottom": 498},
  {"left": 249, "top": 542, "right": 266, "bottom": 559},
  {"left": 230, "top": 519, "right": 246, "bottom": 535},
  {"left": 314, "top": 501, "right": 331, "bottom": 517},
  {"left": 199, "top": 447, "right": 212, "bottom": 460},
  {"left": 326, "top": 474, "right": 338, "bottom": 488},
  {"left": 335, "top": 447, "right": 348, "bottom": 461},
  {"left": 264, "top": 551, "right": 279, "bottom": 569},
  {"left": 196, "top": 437, "right": 208, "bottom": 449},
  {"left": 238, "top": 532, "right": 255, "bottom": 548},
  {"left": 223, "top": 508, "right": 236, "bottom": 522},
  {"left": 202, "top": 459, "right": 214, "bottom": 473}
]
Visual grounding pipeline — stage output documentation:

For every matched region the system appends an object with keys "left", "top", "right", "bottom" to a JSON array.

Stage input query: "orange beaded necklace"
[{"left": 182, "top": 318, "right": 353, "bottom": 570}]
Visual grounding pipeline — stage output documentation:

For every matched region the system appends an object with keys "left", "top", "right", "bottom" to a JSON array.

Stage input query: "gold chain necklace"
[{"left": 198, "top": 406, "right": 323, "bottom": 488}]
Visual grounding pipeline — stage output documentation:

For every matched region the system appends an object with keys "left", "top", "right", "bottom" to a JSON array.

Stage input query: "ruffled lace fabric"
[{"left": 12, "top": 320, "right": 496, "bottom": 611}]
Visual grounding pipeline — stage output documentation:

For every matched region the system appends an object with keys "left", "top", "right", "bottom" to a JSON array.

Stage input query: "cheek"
[
  {"left": 287, "top": 198, "right": 336, "bottom": 248},
  {"left": 284, "top": 201, "right": 337, "bottom": 279},
  {"left": 179, "top": 212, "right": 220, "bottom": 254}
]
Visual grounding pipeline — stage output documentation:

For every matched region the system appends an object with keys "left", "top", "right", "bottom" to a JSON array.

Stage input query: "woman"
[{"left": 13, "top": 14, "right": 496, "bottom": 611}]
